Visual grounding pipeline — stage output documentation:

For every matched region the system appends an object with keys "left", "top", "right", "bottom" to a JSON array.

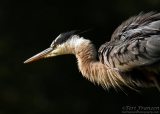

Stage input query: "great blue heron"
[{"left": 24, "top": 12, "right": 160, "bottom": 91}]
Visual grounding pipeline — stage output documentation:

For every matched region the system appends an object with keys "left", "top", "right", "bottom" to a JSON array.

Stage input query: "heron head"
[{"left": 24, "top": 31, "right": 80, "bottom": 63}]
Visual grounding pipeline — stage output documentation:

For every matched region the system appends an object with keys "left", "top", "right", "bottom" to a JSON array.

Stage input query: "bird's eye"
[
  {"left": 54, "top": 45, "right": 58, "bottom": 49},
  {"left": 51, "top": 44, "right": 57, "bottom": 49}
]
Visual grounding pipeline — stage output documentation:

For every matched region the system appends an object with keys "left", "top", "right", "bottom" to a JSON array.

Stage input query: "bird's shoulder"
[
  {"left": 111, "top": 12, "right": 160, "bottom": 41},
  {"left": 98, "top": 12, "right": 160, "bottom": 71}
]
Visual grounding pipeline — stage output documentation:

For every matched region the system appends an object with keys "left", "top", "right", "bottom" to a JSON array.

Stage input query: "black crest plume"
[{"left": 54, "top": 30, "right": 77, "bottom": 45}]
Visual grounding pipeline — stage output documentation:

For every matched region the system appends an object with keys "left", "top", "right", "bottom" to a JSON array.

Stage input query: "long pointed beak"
[{"left": 24, "top": 48, "right": 53, "bottom": 63}]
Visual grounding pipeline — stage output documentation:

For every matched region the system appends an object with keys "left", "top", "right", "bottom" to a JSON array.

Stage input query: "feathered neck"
[{"left": 69, "top": 35, "right": 126, "bottom": 90}]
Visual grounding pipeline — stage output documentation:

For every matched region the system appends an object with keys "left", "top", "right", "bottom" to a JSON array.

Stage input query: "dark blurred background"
[{"left": 0, "top": 0, "right": 160, "bottom": 114}]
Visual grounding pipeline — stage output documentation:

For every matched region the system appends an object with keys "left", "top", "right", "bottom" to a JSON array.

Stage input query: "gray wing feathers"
[
  {"left": 103, "top": 37, "right": 160, "bottom": 71},
  {"left": 146, "top": 35, "right": 160, "bottom": 57},
  {"left": 127, "top": 40, "right": 139, "bottom": 54},
  {"left": 99, "top": 13, "right": 160, "bottom": 71}
]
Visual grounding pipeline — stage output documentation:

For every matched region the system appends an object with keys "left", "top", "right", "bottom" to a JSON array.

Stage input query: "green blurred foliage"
[{"left": 0, "top": 0, "right": 160, "bottom": 114}]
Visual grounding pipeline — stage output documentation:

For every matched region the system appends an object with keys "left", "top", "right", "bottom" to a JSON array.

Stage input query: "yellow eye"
[{"left": 50, "top": 44, "right": 57, "bottom": 49}]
